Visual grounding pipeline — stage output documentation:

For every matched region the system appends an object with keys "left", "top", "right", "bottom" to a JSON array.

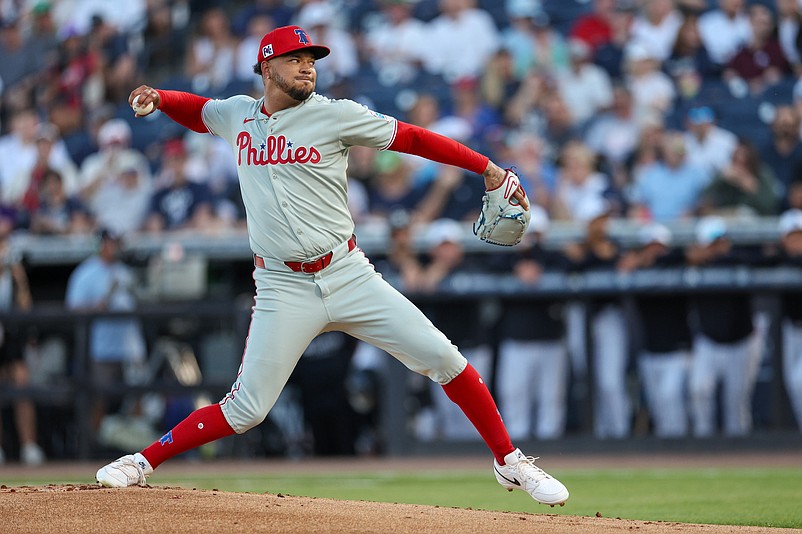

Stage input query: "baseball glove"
[{"left": 473, "top": 169, "right": 531, "bottom": 246}]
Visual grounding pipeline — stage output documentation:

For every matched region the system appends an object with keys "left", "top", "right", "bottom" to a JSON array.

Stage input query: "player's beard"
[{"left": 272, "top": 70, "right": 314, "bottom": 101}]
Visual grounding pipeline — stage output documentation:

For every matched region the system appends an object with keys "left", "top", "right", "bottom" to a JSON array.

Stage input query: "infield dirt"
[{"left": 2, "top": 452, "right": 801, "bottom": 533}]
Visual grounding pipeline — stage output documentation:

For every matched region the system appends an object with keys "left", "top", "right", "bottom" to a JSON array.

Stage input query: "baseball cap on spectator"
[
  {"left": 298, "top": 2, "right": 335, "bottom": 28},
  {"left": 257, "top": 25, "right": 330, "bottom": 64},
  {"left": 426, "top": 218, "right": 463, "bottom": 247},
  {"left": 779, "top": 209, "right": 802, "bottom": 237},
  {"left": 639, "top": 223, "right": 672, "bottom": 246},
  {"left": 506, "top": 0, "right": 541, "bottom": 19},
  {"left": 375, "top": 150, "right": 403, "bottom": 174},
  {"left": 388, "top": 209, "right": 411, "bottom": 231},
  {"left": 98, "top": 227, "right": 123, "bottom": 244},
  {"left": 98, "top": 119, "right": 131, "bottom": 147},
  {"left": 687, "top": 106, "right": 715, "bottom": 125},
  {"left": 695, "top": 216, "right": 728, "bottom": 246},
  {"left": 163, "top": 138, "right": 187, "bottom": 158}
]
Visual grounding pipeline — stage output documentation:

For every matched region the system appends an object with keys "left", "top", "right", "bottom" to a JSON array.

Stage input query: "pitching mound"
[{"left": 0, "top": 484, "right": 786, "bottom": 533}]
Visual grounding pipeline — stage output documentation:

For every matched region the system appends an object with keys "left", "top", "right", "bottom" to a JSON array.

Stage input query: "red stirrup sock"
[
  {"left": 141, "top": 403, "right": 235, "bottom": 469},
  {"left": 441, "top": 363, "right": 515, "bottom": 465}
]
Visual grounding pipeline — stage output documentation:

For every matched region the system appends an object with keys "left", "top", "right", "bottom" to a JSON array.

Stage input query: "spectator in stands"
[
  {"left": 540, "top": 91, "right": 583, "bottom": 155},
  {"left": 584, "top": 84, "right": 641, "bottom": 171},
  {"left": 501, "top": 9, "right": 569, "bottom": 79},
  {"left": 185, "top": 8, "right": 236, "bottom": 93},
  {"left": 420, "top": 0, "right": 500, "bottom": 82},
  {"left": 0, "top": 16, "right": 43, "bottom": 105},
  {"left": 494, "top": 207, "right": 570, "bottom": 440},
  {"left": 664, "top": 15, "right": 720, "bottom": 102},
  {"left": 448, "top": 77, "right": 502, "bottom": 154},
  {"left": 777, "top": 0, "right": 802, "bottom": 75},
  {"left": 363, "top": 0, "right": 428, "bottom": 85},
  {"left": 90, "top": 164, "right": 152, "bottom": 235},
  {"left": 232, "top": 0, "right": 294, "bottom": 36},
  {"left": 86, "top": 14, "right": 139, "bottom": 105},
  {"left": 553, "top": 141, "right": 611, "bottom": 221},
  {"left": 499, "top": 131, "right": 558, "bottom": 211},
  {"left": 50, "top": 0, "right": 146, "bottom": 36},
  {"left": 625, "top": 223, "right": 693, "bottom": 437},
  {"left": 622, "top": 41, "right": 676, "bottom": 122},
  {"left": 725, "top": 4, "right": 790, "bottom": 96},
  {"left": 686, "top": 216, "right": 761, "bottom": 437},
  {"left": 66, "top": 228, "right": 147, "bottom": 434},
  {"left": 569, "top": 0, "right": 617, "bottom": 53},
  {"left": 481, "top": 49, "right": 522, "bottom": 113},
  {"left": 78, "top": 118, "right": 151, "bottom": 206},
  {"left": 144, "top": 139, "right": 215, "bottom": 233},
  {"left": 629, "top": 0, "right": 684, "bottom": 63},
  {"left": 564, "top": 197, "right": 631, "bottom": 439},
  {"left": 683, "top": 105, "right": 738, "bottom": 178},
  {"left": 593, "top": 0, "right": 637, "bottom": 80},
  {"left": 27, "top": 3, "right": 60, "bottom": 69},
  {"left": 372, "top": 208, "right": 424, "bottom": 291},
  {"left": 367, "top": 150, "right": 431, "bottom": 222},
  {"left": 764, "top": 106, "right": 802, "bottom": 200},
  {"left": 0, "top": 109, "right": 77, "bottom": 203},
  {"left": 628, "top": 130, "right": 709, "bottom": 221},
  {"left": 43, "top": 25, "right": 101, "bottom": 135},
  {"left": 0, "top": 214, "right": 46, "bottom": 465},
  {"left": 141, "top": 1, "right": 189, "bottom": 85},
  {"left": 700, "top": 139, "right": 779, "bottom": 217},
  {"left": 555, "top": 39, "right": 614, "bottom": 128},
  {"left": 28, "top": 168, "right": 93, "bottom": 235},
  {"left": 296, "top": 1, "right": 359, "bottom": 93},
  {"left": 774, "top": 209, "right": 802, "bottom": 431},
  {"left": 697, "top": 0, "right": 752, "bottom": 67},
  {"left": 234, "top": 15, "right": 275, "bottom": 88},
  {"left": 626, "top": 112, "right": 665, "bottom": 187},
  {"left": 3, "top": 122, "right": 79, "bottom": 219},
  {"left": 415, "top": 219, "right": 495, "bottom": 440}
]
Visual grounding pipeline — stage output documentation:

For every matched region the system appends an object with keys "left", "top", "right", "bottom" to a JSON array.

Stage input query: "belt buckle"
[{"left": 301, "top": 261, "right": 317, "bottom": 273}]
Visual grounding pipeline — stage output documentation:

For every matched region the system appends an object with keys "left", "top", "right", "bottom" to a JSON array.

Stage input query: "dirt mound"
[{"left": 0, "top": 484, "right": 786, "bottom": 533}]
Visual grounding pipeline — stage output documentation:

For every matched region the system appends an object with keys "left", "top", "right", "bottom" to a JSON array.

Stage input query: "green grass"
[{"left": 6, "top": 467, "right": 802, "bottom": 528}]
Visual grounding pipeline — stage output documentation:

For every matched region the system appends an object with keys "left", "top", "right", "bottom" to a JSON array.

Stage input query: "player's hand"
[
  {"left": 483, "top": 162, "right": 529, "bottom": 211},
  {"left": 128, "top": 85, "right": 161, "bottom": 113}
]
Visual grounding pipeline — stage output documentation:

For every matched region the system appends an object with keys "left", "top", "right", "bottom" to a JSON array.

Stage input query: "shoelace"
[{"left": 515, "top": 455, "right": 550, "bottom": 483}]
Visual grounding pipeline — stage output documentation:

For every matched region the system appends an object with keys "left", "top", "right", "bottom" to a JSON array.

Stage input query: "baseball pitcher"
[{"left": 94, "top": 25, "right": 568, "bottom": 507}]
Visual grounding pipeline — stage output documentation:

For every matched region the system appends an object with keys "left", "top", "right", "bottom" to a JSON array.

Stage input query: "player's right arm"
[{"left": 128, "top": 86, "right": 211, "bottom": 133}]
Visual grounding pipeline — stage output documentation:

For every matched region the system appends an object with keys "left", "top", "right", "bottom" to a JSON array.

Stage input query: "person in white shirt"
[
  {"left": 623, "top": 41, "right": 676, "bottom": 122},
  {"left": 629, "top": 0, "right": 684, "bottom": 62},
  {"left": 421, "top": 0, "right": 501, "bottom": 82},
  {"left": 363, "top": 0, "right": 428, "bottom": 85},
  {"left": 682, "top": 105, "right": 738, "bottom": 179},
  {"left": 697, "top": 0, "right": 752, "bottom": 65},
  {"left": 555, "top": 39, "right": 614, "bottom": 128}
]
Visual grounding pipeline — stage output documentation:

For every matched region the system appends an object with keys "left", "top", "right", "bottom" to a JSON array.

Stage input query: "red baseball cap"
[{"left": 256, "top": 25, "right": 330, "bottom": 64}]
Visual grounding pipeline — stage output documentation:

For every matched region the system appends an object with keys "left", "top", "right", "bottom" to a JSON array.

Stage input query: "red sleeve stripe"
[
  {"left": 155, "top": 90, "right": 211, "bottom": 134},
  {"left": 387, "top": 121, "right": 488, "bottom": 175}
]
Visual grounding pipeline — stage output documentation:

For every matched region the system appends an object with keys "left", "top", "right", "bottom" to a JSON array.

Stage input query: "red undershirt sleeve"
[
  {"left": 387, "top": 121, "right": 489, "bottom": 175},
  {"left": 155, "top": 90, "right": 211, "bottom": 133}
]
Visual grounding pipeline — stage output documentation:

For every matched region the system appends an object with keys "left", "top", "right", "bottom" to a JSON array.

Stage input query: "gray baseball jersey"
[
  {"left": 200, "top": 92, "right": 466, "bottom": 434},
  {"left": 202, "top": 92, "right": 396, "bottom": 261}
]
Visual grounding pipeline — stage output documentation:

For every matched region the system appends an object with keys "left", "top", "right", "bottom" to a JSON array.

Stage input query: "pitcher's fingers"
[{"left": 515, "top": 186, "right": 530, "bottom": 210}]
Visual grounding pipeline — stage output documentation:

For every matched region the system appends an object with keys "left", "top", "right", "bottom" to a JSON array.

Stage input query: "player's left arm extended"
[{"left": 388, "top": 121, "right": 528, "bottom": 210}]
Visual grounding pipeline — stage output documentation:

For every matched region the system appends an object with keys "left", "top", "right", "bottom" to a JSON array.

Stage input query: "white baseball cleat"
[
  {"left": 96, "top": 453, "right": 153, "bottom": 488},
  {"left": 493, "top": 448, "right": 569, "bottom": 506}
]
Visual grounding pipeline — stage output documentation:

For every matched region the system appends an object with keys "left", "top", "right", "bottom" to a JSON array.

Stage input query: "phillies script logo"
[{"left": 236, "top": 132, "right": 321, "bottom": 166}]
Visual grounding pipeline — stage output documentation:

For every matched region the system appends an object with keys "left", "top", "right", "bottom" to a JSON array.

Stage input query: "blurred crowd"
[{"left": 1, "top": 0, "right": 802, "bottom": 238}]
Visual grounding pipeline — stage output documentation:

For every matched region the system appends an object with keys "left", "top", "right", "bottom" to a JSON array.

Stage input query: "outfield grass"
[{"left": 6, "top": 467, "right": 801, "bottom": 528}]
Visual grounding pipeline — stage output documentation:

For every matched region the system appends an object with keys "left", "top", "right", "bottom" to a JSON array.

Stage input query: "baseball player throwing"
[{"left": 95, "top": 25, "right": 568, "bottom": 507}]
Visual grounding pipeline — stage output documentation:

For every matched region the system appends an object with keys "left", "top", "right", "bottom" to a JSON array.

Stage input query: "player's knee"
[
  {"left": 426, "top": 348, "right": 467, "bottom": 385},
  {"left": 221, "top": 400, "right": 269, "bottom": 434}
]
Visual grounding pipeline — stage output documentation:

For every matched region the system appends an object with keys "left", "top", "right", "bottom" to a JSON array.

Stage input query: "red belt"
[{"left": 254, "top": 235, "right": 357, "bottom": 273}]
